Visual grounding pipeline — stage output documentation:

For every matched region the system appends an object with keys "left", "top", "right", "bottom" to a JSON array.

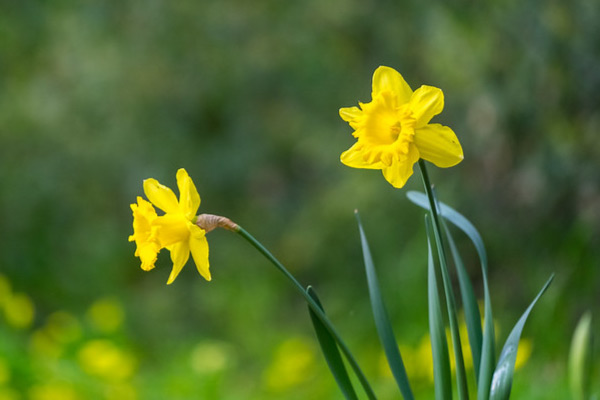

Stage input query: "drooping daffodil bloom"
[
  {"left": 340, "top": 66, "right": 463, "bottom": 188},
  {"left": 129, "top": 168, "right": 210, "bottom": 284}
]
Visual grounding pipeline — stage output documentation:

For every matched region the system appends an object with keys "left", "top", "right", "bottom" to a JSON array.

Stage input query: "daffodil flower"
[
  {"left": 340, "top": 66, "right": 463, "bottom": 188},
  {"left": 129, "top": 168, "right": 210, "bottom": 284}
]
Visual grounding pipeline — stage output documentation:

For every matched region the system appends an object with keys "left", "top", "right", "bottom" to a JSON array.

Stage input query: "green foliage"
[
  {"left": 307, "top": 286, "right": 358, "bottom": 400},
  {"left": 408, "top": 190, "right": 498, "bottom": 399},
  {"left": 443, "top": 222, "right": 483, "bottom": 380},
  {"left": 425, "top": 217, "right": 452, "bottom": 400},
  {"left": 489, "top": 275, "right": 554, "bottom": 400},
  {"left": 1, "top": 0, "right": 599, "bottom": 398},
  {"left": 355, "top": 213, "right": 414, "bottom": 400},
  {"left": 569, "top": 312, "right": 594, "bottom": 400}
]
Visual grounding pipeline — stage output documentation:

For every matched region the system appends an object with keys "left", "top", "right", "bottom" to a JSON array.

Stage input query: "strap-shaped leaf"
[
  {"left": 568, "top": 311, "right": 593, "bottom": 400},
  {"left": 307, "top": 286, "right": 359, "bottom": 400},
  {"left": 489, "top": 275, "right": 554, "bottom": 400},
  {"left": 443, "top": 221, "right": 483, "bottom": 379},
  {"left": 355, "top": 212, "right": 414, "bottom": 400},
  {"left": 425, "top": 216, "right": 452, "bottom": 400},
  {"left": 406, "top": 190, "right": 496, "bottom": 399}
]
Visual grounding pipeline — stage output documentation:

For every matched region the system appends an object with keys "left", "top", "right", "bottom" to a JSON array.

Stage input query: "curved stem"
[
  {"left": 235, "top": 226, "right": 377, "bottom": 400},
  {"left": 418, "top": 159, "right": 469, "bottom": 400}
]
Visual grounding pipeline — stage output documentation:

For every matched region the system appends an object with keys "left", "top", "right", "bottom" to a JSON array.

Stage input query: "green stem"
[
  {"left": 418, "top": 159, "right": 469, "bottom": 400},
  {"left": 235, "top": 226, "right": 377, "bottom": 400}
]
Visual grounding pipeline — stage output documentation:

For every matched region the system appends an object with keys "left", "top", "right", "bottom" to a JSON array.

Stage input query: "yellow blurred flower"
[
  {"left": 514, "top": 338, "right": 532, "bottom": 370},
  {"left": 3, "top": 292, "right": 34, "bottom": 329},
  {"left": 86, "top": 297, "right": 124, "bottom": 333},
  {"left": 129, "top": 168, "right": 210, "bottom": 284},
  {"left": 30, "top": 329, "right": 63, "bottom": 359},
  {"left": 340, "top": 66, "right": 463, "bottom": 188},
  {"left": 0, "top": 387, "right": 19, "bottom": 400},
  {"left": 0, "top": 357, "right": 10, "bottom": 385},
  {"left": 190, "top": 340, "right": 233, "bottom": 375},
  {"left": 263, "top": 337, "right": 316, "bottom": 392},
  {"left": 77, "top": 339, "right": 137, "bottom": 382},
  {"left": 0, "top": 274, "right": 11, "bottom": 306},
  {"left": 45, "top": 311, "right": 82, "bottom": 344},
  {"left": 105, "top": 383, "right": 138, "bottom": 400},
  {"left": 29, "top": 311, "right": 82, "bottom": 359},
  {"left": 28, "top": 383, "right": 80, "bottom": 400}
]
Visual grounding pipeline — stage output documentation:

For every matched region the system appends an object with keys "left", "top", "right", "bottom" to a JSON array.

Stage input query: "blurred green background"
[{"left": 1, "top": 0, "right": 598, "bottom": 399}]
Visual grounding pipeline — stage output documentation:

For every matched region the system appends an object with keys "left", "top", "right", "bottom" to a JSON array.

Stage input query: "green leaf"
[
  {"left": 443, "top": 222, "right": 483, "bottom": 379},
  {"left": 569, "top": 311, "right": 593, "bottom": 400},
  {"left": 489, "top": 275, "right": 554, "bottom": 400},
  {"left": 355, "top": 211, "right": 414, "bottom": 400},
  {"left": 406, "top": 190, "right": 496, "bottom": 399},
  {"left": 425, "top": 216, "right": 452, "bottom": 400},
  {"left": 307, "top": 286, "right": 359, "bottom": 400}
]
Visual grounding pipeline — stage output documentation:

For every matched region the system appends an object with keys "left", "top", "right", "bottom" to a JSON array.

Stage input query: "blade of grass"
[
  {"left": 425, "top": 215, "right": 452, "bottom": 400},
  {"left": 307, "top": 286, "right": 359, "bottom": 400},
  {"left": 406, "top": 190, "right": 496, "bottom": 399},
  {"left": 236, "top": 226, "right": 377, "bottom": 400},
  {"left": 416, "top": 161, "right": 470, "bottom": 400},
  {"left": 569, "top": 311, "right": 593, "bottom": 400},
  {"left": 489, "top": 275, "right": 554, "bottom": 400},
  {"left": 355, "top": 211, "right": 414, "bottom": 400},
  {"left": 443, "top": 221, "right": 483, "bottom": 379}
]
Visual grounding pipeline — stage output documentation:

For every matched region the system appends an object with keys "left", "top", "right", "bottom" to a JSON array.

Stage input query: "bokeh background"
[{"left": 1, "top": 0, "right": 599, "bottom": 399}]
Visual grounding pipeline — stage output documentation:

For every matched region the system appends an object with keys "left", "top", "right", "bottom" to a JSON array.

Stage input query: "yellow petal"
[
  {"left": 166, "top": 241, "right": 190, "bottom": 284},
  {"left": 372, "top": 66, "right": 413, "bottom": 104},
  {"left": 143, "top": 178, "right": 179, "bottom": 214},
  {"left": 176, "top": 168, "right": 200, "bottom": 220},
  {"left": 339, "top": 107, "right": 362, "bottom": 122},
  {"left": 189, "top": 225, "right": 211, "bottom": 281},
  {"left": 414, "top": 124, "right": 463, "bottom": 168},
  {"left": 409, "top": 85, "right": 444, "bottom": 128},
  {"left": 341, "top": 142, "right": 384, "bottom": 170},
  {"left": 381, "top": 145, "right": 420, "bottom": 188},
  {"left": 152, "top": 215, "right": 190, "bottom": 247}
]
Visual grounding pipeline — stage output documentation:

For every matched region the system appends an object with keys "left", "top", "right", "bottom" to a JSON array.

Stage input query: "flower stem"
[
  {"left": 235, "top": 226, "right": 377, "bottom": 400},
  {"left": 418, "top": 159, "right": 469, "bottom": 400}
]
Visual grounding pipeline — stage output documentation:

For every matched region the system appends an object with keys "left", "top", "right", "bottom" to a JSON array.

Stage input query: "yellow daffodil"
[
  {"left": 340, "top": 66, "right": 463, "bottom": 188},
  {"left": 129, "top": 168, "right": 210, "bottom": 284}
]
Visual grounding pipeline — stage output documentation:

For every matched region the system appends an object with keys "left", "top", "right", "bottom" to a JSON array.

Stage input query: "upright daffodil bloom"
[
  {"left": 340, "top": 66, "right": 463, "bottom": 188},
  {"left": 129, "top": 168, "right": 210, "bottom": 284}
]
